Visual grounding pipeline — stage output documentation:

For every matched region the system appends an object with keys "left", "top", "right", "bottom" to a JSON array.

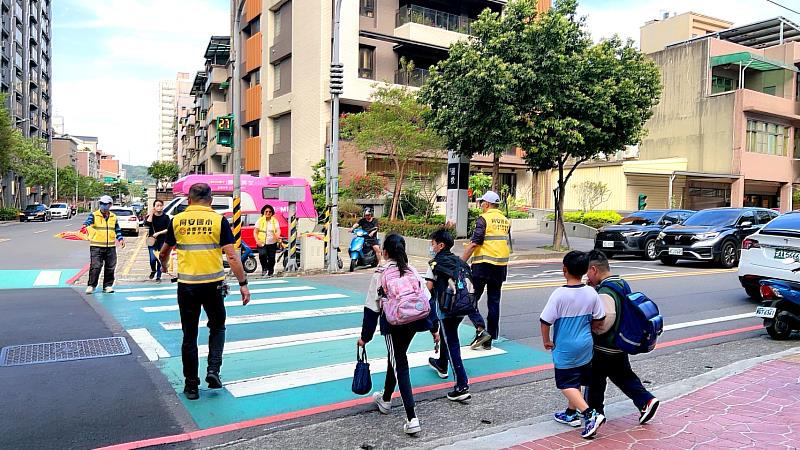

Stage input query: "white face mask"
[{"left": 429, "top": 245, "right": 437, "bottom": 258}]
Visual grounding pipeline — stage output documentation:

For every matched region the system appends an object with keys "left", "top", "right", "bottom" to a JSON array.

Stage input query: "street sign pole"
[
  {"left": 232, "top": 1, "right": 246, "bottom": 250},
  {"left": 445, "top": 151, "right": 470, "bottom": 237},
  {"left": 328, "top": 0, "right": 343, "bottom": 274}
]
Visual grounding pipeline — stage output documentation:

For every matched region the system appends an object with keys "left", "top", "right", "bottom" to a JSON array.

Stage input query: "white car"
[
  {"left": 49, "top": 203, "right": 72, "bottom": 220},
  {"left": 111, "top": 207, "right": 140, "bottom": 236},
  {"left": 739, "top": 211, "right": 800, "bottom": 299}
]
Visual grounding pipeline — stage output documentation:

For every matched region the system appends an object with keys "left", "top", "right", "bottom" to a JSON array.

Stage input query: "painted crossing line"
[
  {"left": 198, "top": 326, "right": 365, "bottom": 356},
  {"left": 160, "top": 305, "right": 363, "bottom": 330},
  {"left": 128, "top": 285, "right": 313, "bottom": 301},
  {"left": 664, "top": 312, "right": 756, "bottom": 331},
  {"left": 128, "top": 328, "right": 171, "bottom": 361},
  {"left": 113, "top": 279, "right": 288, "bottom": 293},
  {"left": 142, "top": 293, "right": 349, "bottom": 313},
  {"left": 32, "top": 270, "right": 61, "bottom": 286},
  {"left": 225, "top": 345, "right": 507, "bottom": 397}
]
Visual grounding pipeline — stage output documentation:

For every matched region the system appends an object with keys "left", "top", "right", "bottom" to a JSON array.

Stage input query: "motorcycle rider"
[{"left": 351, "top": 207, "right": 382, "bottom": 264}]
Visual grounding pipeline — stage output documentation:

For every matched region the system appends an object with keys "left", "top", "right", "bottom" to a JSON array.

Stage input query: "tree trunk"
[
  {"left": 491, "top": 152, "right": 501, "bottom": 193},
  {"left": 389, "top": 163, "right": 404, "bottom": 220},
  {"left": 552, "top": 160, "right": 566, "bottom": 251}
]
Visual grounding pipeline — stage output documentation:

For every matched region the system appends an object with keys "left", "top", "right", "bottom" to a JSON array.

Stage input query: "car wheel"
[
  {"left": 765, "top": 316, "right": 792, "bottom": 340},
  {"left": 744, "top": 286, "right": 761, "bottom": 300},
  {"left": 643, "top": 239, "right": 657, "bottom": 261},
  {"left": 660, "top": 256, "right": 678, "bottom": 266},
  {"left": 719, "top": 241, "right": 738, "bottom": 269}
]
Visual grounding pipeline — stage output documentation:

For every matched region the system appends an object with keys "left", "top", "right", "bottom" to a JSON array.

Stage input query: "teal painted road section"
[
  {"left": 0, "top": 269, "right": 81, "bottom": 290},
  {"left": 93, "top": 278, "right": 550, "bottom": 429}
]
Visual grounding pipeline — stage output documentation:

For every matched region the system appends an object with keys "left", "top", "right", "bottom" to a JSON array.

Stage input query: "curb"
[
  {"left": 428, "top": 346, "right": 800, "bottom": 450},
  {"left": 67, "top": 263, "right": 90, "bottom": 285}
]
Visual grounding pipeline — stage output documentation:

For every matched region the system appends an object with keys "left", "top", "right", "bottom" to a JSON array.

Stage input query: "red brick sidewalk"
[{"left": 506, "top": 355, "right": 800, "bottom": 450}]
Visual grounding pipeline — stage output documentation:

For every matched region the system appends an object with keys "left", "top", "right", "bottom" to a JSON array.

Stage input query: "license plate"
[
  {"left": 28, "top": 216, "right": 35, "bottom": 220},
  {"left": 668, "top": 248, "right": 683, "bottom": 256},
  {"left": 774, "top": 249, "right": 800, "bottom": 262},
  {"left": 602, "top": 241, "right": 614, "bottom": 248},
  {"left": 755, "top": 306, "right": 776, "bottom": 318}
]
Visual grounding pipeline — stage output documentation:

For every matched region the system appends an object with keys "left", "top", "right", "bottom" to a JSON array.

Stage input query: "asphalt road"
[{"left": 0, "top": 216, "right": 91, "bottom": 270}]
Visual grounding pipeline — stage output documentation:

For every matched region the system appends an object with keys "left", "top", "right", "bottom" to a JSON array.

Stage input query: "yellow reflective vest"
[
  {"left": 255, "top": 215, "right": 281, "bottom": 246},
  {"left": 472, "top": 208, "right": 511, "bottom": 266},
  {"left": 88, "top": 210, "right": 118, "bottom": 248},
  {"left": 172, "top": 205, "right": 225, "bottom": 284}
]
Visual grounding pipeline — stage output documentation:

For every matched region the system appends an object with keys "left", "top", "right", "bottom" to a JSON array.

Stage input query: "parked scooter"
[
  {"left": 223, "top": 241, "right": 258, "bottom": 274},
  {"left": 757, "top": 278, "right": 800, "bottom": 340},
  {"left": 349, "top": 229, "right": 379, "bottom": 272}
]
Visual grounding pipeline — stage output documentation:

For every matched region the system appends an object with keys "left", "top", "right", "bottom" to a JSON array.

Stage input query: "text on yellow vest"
[
  {"left": 89, "top": 210, "right": 118, "bottom": 247},
  {"left": 472, "top": 208, "right": 510, "bottom": 266},
  {"left": 173, "top": 205, "right": 225, "bottom": 284}
]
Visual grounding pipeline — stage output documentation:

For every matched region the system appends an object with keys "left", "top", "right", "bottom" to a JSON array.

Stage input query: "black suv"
[
  {"left": 655, "top": 207, "right": 779, "bottom": 268},
  {"left": 594, "top": 209, "right": 695, "bottom": 260}
]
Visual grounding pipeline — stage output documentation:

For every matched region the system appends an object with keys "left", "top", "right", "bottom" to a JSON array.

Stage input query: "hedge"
[
  {"left": 546, "top": 210, "right": 622, "bottom": 229},
  {"left": 0, "top": 207, "right": 19, "bottom": 221},
  {"left": 381, "top": 220, "right": 454, "bottom": 239}
]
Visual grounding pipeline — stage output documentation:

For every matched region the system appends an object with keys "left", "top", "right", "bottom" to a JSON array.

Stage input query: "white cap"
[
  {"left": 477, "top": 191, "right": 501, "bottom": 205},
  {"left": 99, "top": 195, "right": 114, "bottom": 204}
]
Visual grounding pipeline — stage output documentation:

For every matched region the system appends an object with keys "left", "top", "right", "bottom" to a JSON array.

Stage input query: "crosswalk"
[
  {"left": 91, "top": 277, "right": 548, "bottom": 429},
  {"left": 0, "top": 269, "right": 81, "bottom": 289}
]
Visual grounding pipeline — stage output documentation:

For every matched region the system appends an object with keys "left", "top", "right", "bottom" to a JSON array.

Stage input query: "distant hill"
[{"left": 123, "top": 164, "right": 154, "bottom": 185}]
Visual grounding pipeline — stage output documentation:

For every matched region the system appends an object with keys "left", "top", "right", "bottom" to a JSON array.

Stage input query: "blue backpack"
[{"left": 601, "top": 280, "right": 663, "bottom": 355}]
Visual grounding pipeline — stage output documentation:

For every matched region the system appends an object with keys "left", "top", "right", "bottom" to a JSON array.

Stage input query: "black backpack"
[{"left": 438, "top": 260, "right": 477, "bottom": 317}]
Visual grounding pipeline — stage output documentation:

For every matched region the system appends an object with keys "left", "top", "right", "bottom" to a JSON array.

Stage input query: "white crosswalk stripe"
[
  {"left": 198, "top": 326, "right": 366, "bottom": 356},
  {"left": 114, "top": 279, "right": 288, "bottom": 294},
  {"left": 128, "top": 285, "right": 314, "bottom": 301},
  {"left": 160, "top": 305, "right": 363, "bottom": 330},
  {"left": 141, "top": 293, "right": 350, "bottom": 312}
]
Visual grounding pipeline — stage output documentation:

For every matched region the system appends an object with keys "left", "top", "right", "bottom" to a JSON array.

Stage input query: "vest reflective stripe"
[
  {"left": 177, "top": 271, "right": 226, "bottom": 282},
  {"left": 173, "top": 205, "right": 225, "bottom": 284},
  {"left": 177, "top": 243, "right": 221, "bottom": 250},
  {"left": 89, "top": 211, "right": 117, "bottom": 247},
  {"left": 472, "top": 209, "right": 510, "bottom": 266}
]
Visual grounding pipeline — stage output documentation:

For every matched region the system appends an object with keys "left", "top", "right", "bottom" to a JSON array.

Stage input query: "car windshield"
[
  {"left": 762, "top": 213, "right": 800, "bottom": 234},
  {"left": 51, "top": 204, "right": 67, "bottom": 209},
  {"left": 682, "top": 209, "right": 741, "bottom": 227},
  {"left": 619, "top": 211, "right": 663, "bottom": 225},
  {"left": 24, "top": 205, "right": 42, "bottom": 212},
  {"left": 111, "top": 209, "right": 134, "bottom": 216}
]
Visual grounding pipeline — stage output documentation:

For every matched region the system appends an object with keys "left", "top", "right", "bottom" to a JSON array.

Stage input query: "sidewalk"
[{"left": 439, "top": 349, "right": 800, "bottom": 450}]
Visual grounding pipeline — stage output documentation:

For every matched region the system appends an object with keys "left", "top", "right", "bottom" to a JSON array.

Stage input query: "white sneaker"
[
  {"left": 404, "top": 417, "right": 421, "bottom": 435},
  {"left": 372, "top": 391, "right": 391, "bottom": 414},
  {"left": 85, "top": 286, "right": 94, "bottom": 294},
  {"left": 103, "top": 287, "right": 115, "bottom": 293}
]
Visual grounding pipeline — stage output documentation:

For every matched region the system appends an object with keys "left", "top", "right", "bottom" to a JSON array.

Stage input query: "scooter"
[
  {"left": 757, "top": 278, "right": 800, "bottom": 340},
  {"left": 223, "top": 241, "right": 258, "bottom": 274},
  {"left": 349, "top": 229, "right": 379, "bottom": 272}
]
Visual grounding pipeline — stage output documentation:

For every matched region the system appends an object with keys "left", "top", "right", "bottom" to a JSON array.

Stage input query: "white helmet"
[{"left": 99, "top": 195, "right": 114, "bottom": 204}]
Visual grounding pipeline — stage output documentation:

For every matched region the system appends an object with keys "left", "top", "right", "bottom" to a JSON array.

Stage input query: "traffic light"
[
  {"left": 638, "top": 193, "right": 648, "bottom": 210},
  {"left": 216, "top": 115, "right": 234, "bottom": 148},
  {"left": 330, "top": 63, "right": 344, "bottom": 95}
]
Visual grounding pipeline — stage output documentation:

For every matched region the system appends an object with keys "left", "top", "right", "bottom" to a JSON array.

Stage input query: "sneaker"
[
  {"left": 446, "top": 387, "right": 471, "bottom": 402},
  {"left": 404, "top": 417, "right": 421, "bottom": 435},
  {"left": 103, "top": 287, "right": 115, "bottom": 294},
  {"left": 554, "top": 410, "right": 582, "bottom": 427},
  {"left": 428, "top": 357, "right": 448, "bottom": 379},
  {"left": 469, "top": 330, "right": 492, "bottom": 350},
  {"left": 85, "top": 286, "right": 94, "bottom": 295},
  {"left": 261, "top": 270, "right": 267, "bottom": 277},
  {"left": 184, "top": 383, "right": 199, "bottom": 401},
  {"left": 148, "top": 271, "right": 156, "bottom": 280},
  {"left": 581, "top": 410, "right": 606, "bottom": 439},
  {"left": 205, "top": 371, "right": 222, "bottom": 389},
  {"left": 372, "top": 391, "right": 391, "bottom": 414},
  {"left": 481, "top": 341, "right": 492, "bottom": 351},
  {"left": 639, "top": 398, "right": 660, "bottom": 425}
]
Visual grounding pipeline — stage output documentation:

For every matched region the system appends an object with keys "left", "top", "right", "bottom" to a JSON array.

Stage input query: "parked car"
[
  {"left": 739, "top": 211, "right": 800, "bottom": 299},
  {"left": 110, "top": 207, "right": 140, "bottom": 236},
  {"left": 49, "top": 203, "right": 72, "bottom": 220},
  {"left": 655, "top": 207, "right": 779, "bottom": 268},
  {"left": 19, "top": 204, "right": 51, "bottom": 222},
  {"left": 595, "top": 209, "right": 695, "bottom": 260}
]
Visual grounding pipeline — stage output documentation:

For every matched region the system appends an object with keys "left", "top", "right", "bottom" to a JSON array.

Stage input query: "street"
[{"left": 0, "top": 222, "right": 794, "bottom": 449}]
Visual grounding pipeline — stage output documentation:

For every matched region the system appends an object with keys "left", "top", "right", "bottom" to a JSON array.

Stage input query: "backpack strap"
[{"left": 599, "top": 278, "right": 631, "bottom": 298}]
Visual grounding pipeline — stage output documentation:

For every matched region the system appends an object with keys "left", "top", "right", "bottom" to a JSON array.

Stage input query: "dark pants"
[
  {"left": 88, "top": 246, "right": 117, "bottom": 289},
  {"left": 382, "top": 325, "right": 417, "bottom": 420},
  {"left": 258, "top": 243, "right": 278, "bottom": 275},
  {"left": 436, "top": 316, "right": 469, "bottom": 390},
  {"left": 148, "top": 246, "right": 162, "bottom": 278},
  {"left": 586, "top": 350, "right": 655, "bottom": 414},
  {"left": 467, "top": 276, "right": 503, "bottom": 339},
  {"left": 177, "top": 281, "right": 227, "bottom": 384}
]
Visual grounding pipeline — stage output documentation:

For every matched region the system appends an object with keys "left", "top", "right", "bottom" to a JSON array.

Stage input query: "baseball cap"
[
  {"left": 477, "top": 191, "right": 501, "bottom": 205},
  {"left": 99, "top": 195, "right": 114, "bottom": 204}
]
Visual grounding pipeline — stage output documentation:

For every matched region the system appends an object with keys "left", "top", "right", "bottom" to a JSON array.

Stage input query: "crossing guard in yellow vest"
[
  {"left": 462, "top": 190, "right": 511, "bottom": 350},
  {"left": 159, "top": 183, "right": 251, "bottom": 401},
  {"left": 81, "top": 195, "right": 124, "bottom": 295}
]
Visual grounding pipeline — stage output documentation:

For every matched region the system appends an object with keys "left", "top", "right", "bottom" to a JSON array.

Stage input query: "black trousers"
[
  {"left": 258, "top": 243, "right": 278, "bottom": 275},
  {"left": 467, "top": 276, "right": 503, "bottom": 339},
  {"left": 177, "top": 281, "right": 227, "bottom": 384},
  {"left": 585, "top": 350, "right": 655, "bottom": 414},
  {"left": 382, "top": 325, "right": 417, "bottom": 420},
  {"left": 436, "top": 316, "right": 469, "bottom": 390},
  {"left": 88, "top": 246, "right": 117, "bottom": 289}
]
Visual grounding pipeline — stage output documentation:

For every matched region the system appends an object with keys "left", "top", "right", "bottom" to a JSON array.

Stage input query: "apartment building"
[
  {"left": 640, "top": 11, "right": 732, "bottom": 55},
  {"left": 232, "top": 0, "right": 550, "bottom": 202},
  {"left": 72, "top": 135, "right": 100, "bottom": 179},
  {"left": 51, "top": 136, "right": 78, "bottom": 170},
  {"left": 158, "top": 73, "right": 192, "bottom": 163}
]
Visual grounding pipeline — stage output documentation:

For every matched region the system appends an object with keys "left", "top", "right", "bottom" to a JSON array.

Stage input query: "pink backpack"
[{"left": 380, "top": 264, "right": 430, "bottom": 325}]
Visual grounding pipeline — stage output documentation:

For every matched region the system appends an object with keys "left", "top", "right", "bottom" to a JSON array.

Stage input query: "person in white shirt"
[{"left": 253, "top": 204, "right": 282, "bottom": 277}]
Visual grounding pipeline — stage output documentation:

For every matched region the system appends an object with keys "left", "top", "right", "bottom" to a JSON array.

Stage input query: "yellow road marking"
[
  {"left": 503, "top": 268, "right": 737, "bottom": 291},
  {"left": 122, "top": 235, "right": 148, "bottom": 277}
]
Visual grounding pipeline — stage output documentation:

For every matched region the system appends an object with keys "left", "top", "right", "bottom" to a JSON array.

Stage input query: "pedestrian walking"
[
  {"left": 425, "top": 228, "right": 472, "bottom": 401},
  {"left": 145, "top": 199, "right": 170, "bottom": 282},
  {"left": 254, "top": 204, "right": 282, "bottom": 277},
  {"left": 462, "top": 191, "right": 510, "bottom": 350},
  {"left": 541, "top": 251, "right": 607, "bottom": 439},
  {"left": 81, "top": 195, "right": 124, "bottom": 294},
  {"left": 357, "top": 233, "right": 434, "bottom": 435},
  {"left": 159, "top": 183, "right": 252, "bottom": 401},
  {"left": 585, "top": 250, "right": 660, "bottom": 424}
]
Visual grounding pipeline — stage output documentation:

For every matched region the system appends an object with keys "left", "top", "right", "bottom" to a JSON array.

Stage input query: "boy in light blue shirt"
[{"left": 540, "top": 251, "right": 606, "bottom": 439}]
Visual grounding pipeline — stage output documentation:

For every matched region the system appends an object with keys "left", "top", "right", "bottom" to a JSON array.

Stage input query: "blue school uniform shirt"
[{"left": 540, "top": 285, "right": 605, "bottom": 369}]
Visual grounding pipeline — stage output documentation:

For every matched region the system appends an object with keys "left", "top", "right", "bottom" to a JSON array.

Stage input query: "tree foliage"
[
  {"left": 11, "top": 135, "right": 53, "bottom": 188},
  {"left": 147, "top": 161, "right": 180, "bottom": 190},
  {"left": 0, "top": 94, "right": 14, "bottom": 174},
  {"left": 468, "top": 173, "right": 493, "bottom": 200},
  {"left": 575, "top": 180, "right": 611, "bottom": 212}
]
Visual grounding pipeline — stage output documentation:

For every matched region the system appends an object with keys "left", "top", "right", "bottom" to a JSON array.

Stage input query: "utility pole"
[
  {"left": 328, "top": 0, "right": 344, "bottom": 273},
  {"left": 231, "top": 0, "right": 246, "bottom": 249}
]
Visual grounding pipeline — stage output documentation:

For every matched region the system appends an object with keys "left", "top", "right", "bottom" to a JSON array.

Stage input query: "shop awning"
[{"left": 710, "top": 51, "right": 797, "bottom": 72}]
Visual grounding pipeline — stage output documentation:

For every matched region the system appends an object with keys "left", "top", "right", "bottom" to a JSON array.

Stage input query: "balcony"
[
  {"left": 394, "top": 67, "right": 429, "bottom": 88},
  {"left": 244, "top": 137, "right": 261, "bottom": 172},
  {"left": 205, "top": 66, "right": 228, "bottom": 92},
  {"left": 245, "top": 32, "right": 262, "bottom": 74},
  {"left": 244, "top": 0, "right": 261, "bottom": 23},
  {"left": 244, "top": 85, "right": 261, "bottom": 124},
  {"left": 207, "top": 100, "right": 227, "bottom": 127},
  {"left": 395, "top": 5, "right": 473, "bottom": 48}
]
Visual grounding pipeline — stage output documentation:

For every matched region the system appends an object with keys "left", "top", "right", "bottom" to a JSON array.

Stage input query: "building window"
[
  {"left": 274, "top": 9, "right": 281, "bottom": 38},
  {"left": 360, "top": 0, "right": 375, "bottom": 18},
  {"left": 795, "top": 128, "right": 800, "bottom": 159},
  {"left": 273, "top": 118, "right": 281, "bottom": 145},
  {"left": 763, "top": 86, "right": 777, "bottom": 96},
  {"left": 711, "top": 75, "right": 734, "bottom": 94},
  {"left": 273, "top": 62, "right": 281, "bottom": 92},
  {"left": 358, "top": 46, "right": 374, "bottom": 79},
  {"left": 746, "top": 119, "right": 790, "bottom": 156}
]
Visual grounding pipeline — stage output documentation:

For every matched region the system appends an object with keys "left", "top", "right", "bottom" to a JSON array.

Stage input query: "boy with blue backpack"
[
  {"left": 425, "top": 228, "right": 475, "bottom": 402},
  {"left": 584, "top": 250, "right": 660, "bottom": 425}
]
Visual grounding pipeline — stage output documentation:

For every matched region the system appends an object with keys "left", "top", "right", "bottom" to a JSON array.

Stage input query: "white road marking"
[
  {"left": 34, "top": 229, "right": 48, "bottom": 234},
  {"left": 160, "top": 306, "right": 363, "bottom": 330},
  {"left": 224, "top": 346, "right": 506, "bottom": 397},
  {"left": 0, "top": 238, "right": 9, "bottom": 244},
  {"left": 198, "top": 326, "right": 365, "bottom": 356},
  {"left": 33, "top": 270, "right": 61, "bottom": 286},
  {"left": 113, "top": 279, "right": 288, "bottom": 293},
  {"left": 664, "top": 313, "right": 756, "bottom": 331},
  {"left": 127, "top": 328, "right": 170, "bottom": 361},
  {"left": 128, "top": 285, "right": 312, "bottom": 301},
  {"left": 142, "top": 293, "right": 349, "bottom": 313}
]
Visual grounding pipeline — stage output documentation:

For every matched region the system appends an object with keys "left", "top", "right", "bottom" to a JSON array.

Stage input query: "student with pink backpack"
[{"left": 357, "top": 234, "right": 436, "bottom": 435}]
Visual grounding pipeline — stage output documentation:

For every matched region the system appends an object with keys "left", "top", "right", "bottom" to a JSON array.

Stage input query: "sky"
[{"left": 51, "top": 0, "right": 799, "bottom": 167}]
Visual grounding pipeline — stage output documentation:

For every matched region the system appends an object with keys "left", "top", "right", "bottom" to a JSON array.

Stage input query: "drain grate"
[{"left": 0, "top": 337, "right": 131, "bottom": 367}]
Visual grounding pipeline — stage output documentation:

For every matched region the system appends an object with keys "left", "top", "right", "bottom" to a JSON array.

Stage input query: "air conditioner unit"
[
  {"left": 623, "top": 145, "right": 639, "bottom": 159},
  {"left": 220, "top": 154, "right": 229, "bottom": 165}
]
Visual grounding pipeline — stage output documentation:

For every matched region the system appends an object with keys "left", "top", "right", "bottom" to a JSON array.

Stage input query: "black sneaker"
[
  {"left": 469, "top": 330, "right": 492, "bottom": 350},
  {"left": 446, "top": 387, "right": 471, "bottom": 402},
  {"left": 206, "top": 371, "right": 223, "bottom": 389},
  {"left": 481, "top": 340, "right": 492, "bottom": 350},
  {"left": 428, "top": 357, "right": 448, "bottom": 379},
  {"left": 184, "top": 382, "right": 200, "bottom": 400},
  {"left": 148, "top": 271, "right": 156, "bottom": 280},
  {"left": 639, "top": 398, "right": 660, "bottom": 424}
]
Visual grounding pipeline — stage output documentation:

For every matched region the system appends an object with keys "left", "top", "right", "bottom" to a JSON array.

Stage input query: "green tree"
[
  {"left": 0, "top": 94, "right": 15, "bottom": 176},
  {"left": 147, "top": 161, "right": 180, "bottom": 190},
  {"left": 341, "top": 86, "right": 445, "bottom": 220},
  {"left": 79, "top": 176, "right": 104, "bottom": 199},
  {"left": 129, "top": 183, "right": 145, "bottom": 200},
  {"left": 468, "top": 173, "right": 493, "bottom": 201},
  {"left": 11, "top": 134, "right": 54, "bottom": 188},
  {"left": 56, "top": 166, "right": 79, "bottom": 202}
]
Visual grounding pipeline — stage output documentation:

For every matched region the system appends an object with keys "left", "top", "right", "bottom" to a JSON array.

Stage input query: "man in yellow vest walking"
[
  {"left": 462, "top": 191, "right": 511, "bottom": 350},
  {"left": 81, "top": 195, "right": 125, "bottom": 294},
  {"left": 159, "top": 183, "right": 251, "bottom": 401}
]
